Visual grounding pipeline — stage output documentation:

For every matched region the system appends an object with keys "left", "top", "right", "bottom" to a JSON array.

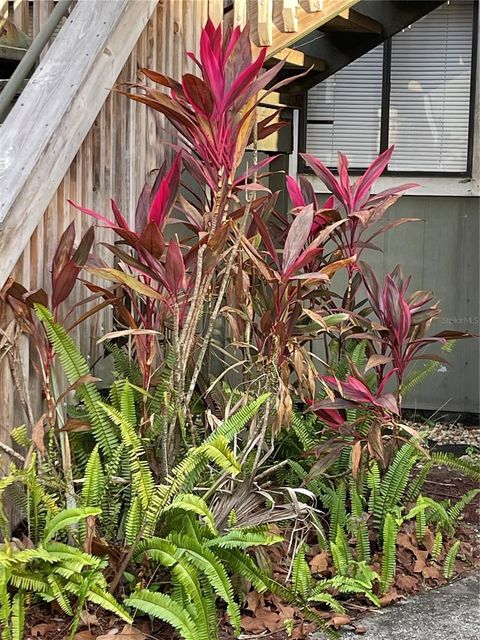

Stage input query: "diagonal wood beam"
[
  {"left": 0, "top": 0, "right": 158, "bottom": 289},
  {"left": 268, "top": 47, "right": 326, "bottom": 70}
]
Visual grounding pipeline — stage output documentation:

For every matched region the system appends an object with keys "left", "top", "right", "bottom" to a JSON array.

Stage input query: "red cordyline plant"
[
  {"left": 286, "top": 146, "right": 418, "bottom": 280},
  {"left": 123, "top": 19, "right": 302, "bottom": 230},
  {"left": 358, "top": 261, "right": 471, "bottom": 391},
  {"left": 1, "top": 222, "right": 94, "bottom": 431}
]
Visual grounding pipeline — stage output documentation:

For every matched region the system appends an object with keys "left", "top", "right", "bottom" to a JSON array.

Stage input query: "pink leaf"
[
  {"left": 282, "top": 204, "right": 314, "bottom": 272},
  {"left": 353, "top": 146, "right": 394, "bottom": 207},
  {"left": 165, "top": 238, "right": 186, "bottom": 296},
  {"left": 301, "top": 153, "right": 349, "bottom": 204},
  {"left": 149, "top": 152, "right": 182, "bottom": 226},
  {"left": 68, "top": 200, "right": 116, "bottom": 228},
  {"left": 286, "top": 176, "right": 306, "bottom": 208}
]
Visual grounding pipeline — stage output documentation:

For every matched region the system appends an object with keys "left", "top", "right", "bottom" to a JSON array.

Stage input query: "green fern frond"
[
  {"left": 125, "top": 590, "right": 197, "bottom": 640},
  {"left": 206, "top": 394, "right": 270, "bottom": 444},
  {"left": 432, "top": 531, "right": 443, "bottom": 561},
  {"left": 166, "top": 494, "right": 217, "bottom": 536},
  {"left": 307, "top": 592, "right": 345, "bottom": 613},
  {"left": 169, "top": 534, "right": 241, "bottom": 634},
  {"left": 125, "top": 496, "right": 142, "bottom": 545},
  {"left": 402, "top": 341, "right": 455, "bottom": 397},
  {"left": 328, "top": 482, "right": 346, "bottom": 542},
  {"left": 82, "top": 445, "right": 105, "bottom": 509},
  {"left": 43, "top": 507, "right": 101, "bottom": 543},
  {"left": 447, "top": 489, "right": 480, "bottom": 524},
  {"left": 443, "top": 540, "right": 461, "bottom": 579},
  {"left": 35, "top": 305, "right": 118, "bottom": 457},
  {"left": 291, "top": 544, "right": 312, "bottom": 597},
  {"left": 380, "top": 513, "right": 398, "bottom": 595},
  {"left": 291, "top": 412, "right": 317, "bottom": 451},
  {"left": 350, "top": 480, "right": 370, "bottom": 563},
  {"left": 374, "top": 443, "right": 418, "bottom": 533},
  {"left": 206, "top": 530, "right": 282, "bottom": 549},
  {"left": 430, "top": 453, "right": 480, "bottom": 482}
]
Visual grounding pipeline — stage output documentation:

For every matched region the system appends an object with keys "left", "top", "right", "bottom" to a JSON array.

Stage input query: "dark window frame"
[{"left": 300, "top": 2, "right": 478, "bottom": 178}]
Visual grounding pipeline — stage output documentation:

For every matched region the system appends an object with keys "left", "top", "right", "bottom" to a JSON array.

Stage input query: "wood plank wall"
[{"left": 0, "top": 0, "right": 223, "bottom": 457}]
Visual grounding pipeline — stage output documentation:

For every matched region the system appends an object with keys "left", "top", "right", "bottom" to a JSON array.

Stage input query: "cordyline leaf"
[
  {"left": 149, "top": 152, "right": 182, "bottom": 225},
  {"left": 301, "top": 153, "right": 349, "bottom": 204},
  {"left": 140, "top": 221, "right": 165, "bottom": 258},
  {"left": 234, "top": 155, "right": 280, "bottom": 187},
  {"left": 320, "top": 255, "right": 356, "bottom": 278},
  {"left": 286, "top": 176, "right": 306, "bottom": 208},
  {"left": 182, "top": 73, "right": 214, "bottom": 116},
  {"left": 241, "top": 237, "right": 277, "bottom": 282},
  {"left": 86, "top": 267, "right": 167, "bottom": 301},
  {"left": 304, "top": 444, "right": 345, "bottom": 483},
  {"left": 165, "top": 238, "right": 186, "bottom": 295},
  {"left": 73, "top": 226, "right": 95, "bottom": 266},
  {"left": 353, "top": 146, "right": 394, "bottom": 207},
  {"left": 337, "top": 151, "right": 352, "bottom": 209},
  {"left": 365, "top": 218, "right": 419, "bottom": 244},
  {"left": 368, "top": 182, "right": 419, "bottom": 202},
  {"left": 365, "top": 354, "right": 392, "bottom": 372},
  {"left": 282, "top": 204, "right": 314, "bottom": 272},
  {"left": 111, "top": 199, "right": 130, "bottom": 230},
  {"left": 374, "top": 393, "right": 399, "bottom": 415},
  {"left": 68, "top": 200, "right": 116, "bottom": 228},
  {"left": 52, "top": 222, "right": 75, "bottom": 283},
  {"left": 252, "top": 209, "right": 279, "bottom": 267}
]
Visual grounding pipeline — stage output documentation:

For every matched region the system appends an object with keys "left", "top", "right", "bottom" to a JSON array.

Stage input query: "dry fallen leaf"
[
  {"left": 413, "top": 550, "right": 429, "bottom": 573},
  {"left": 97, "top": 626, "right": 145, "bottom": 640},
  {"left": 354, "top": 623, "right": 368, "bottom": 634},
  {"left": 328, "top": 614, "right": 352, "bottom": 629},
  {"left": 379, "top": 588, "right": 404, "bottom": 606},
  {"left": 74, "top": 632, "right": 96, "bottom": 640},
  {"left": 246, "top": 589, "right": 263, "bottom": 613},
  {"left": 80, "top": 611, "right": 100, "bottom": 627},
  {"left": 395, "top": 573, "right": 418, "bottom": 591},
  {"left": 310, "top": 550, "right": 329, "bottom": 574},
  {"left": 31, "top": 623, "right": 57, "bottom": 637},
  {"left": 422, "top": 565, "right": 441, "bottom": 580}
]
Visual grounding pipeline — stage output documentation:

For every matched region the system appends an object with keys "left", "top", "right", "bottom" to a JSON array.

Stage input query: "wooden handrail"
[{"left": 0, "top": 0, "right": 158, "bottom": 289}]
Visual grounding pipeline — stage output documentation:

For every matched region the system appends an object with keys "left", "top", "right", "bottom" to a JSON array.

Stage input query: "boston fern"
[
  {"left": 126, "top": 501, "right": 282, "bottom": 640},
  {"left": 0, "top": 507, "right": 129, "bottom": 640}
]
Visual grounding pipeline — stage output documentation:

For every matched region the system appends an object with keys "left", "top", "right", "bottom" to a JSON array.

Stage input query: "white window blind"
[
  {"left": 306, "top": 45, "right": 384, "bottom": 168},
  {"left": 305, "top": 1, "right": 474, "bottom": 174},
  {"left": 388, "top": 1, "right": 474, "bottom": 172}
]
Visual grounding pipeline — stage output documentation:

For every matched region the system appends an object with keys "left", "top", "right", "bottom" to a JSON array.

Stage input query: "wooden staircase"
[
  {"left": 225, "top": 0, "right": 364, "bottom": 57},
  {"left": 224, "top": 0, "right": 444, "bottom": 94}
]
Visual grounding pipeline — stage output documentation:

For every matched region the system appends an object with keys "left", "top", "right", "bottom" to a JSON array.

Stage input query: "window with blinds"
[
  {"left": 306, "top": 0, "right": 475, "bottom": 174},
  {"left": 306, "top": 45, "right": 384, "bottom": 168},
  {"left": 388, "top": 1, "right": 474, "bottom": 172}
]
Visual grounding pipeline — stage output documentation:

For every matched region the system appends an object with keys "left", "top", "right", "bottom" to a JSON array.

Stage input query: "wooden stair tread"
[
  {"left": 225, "top": 0, "right": 362, "bottom": 59},
  {"left": 0, "top": 16, "right": 31, "bottom": 61},
  {"left": 321, "top": 7, "right": 382, "bottom": 33}
]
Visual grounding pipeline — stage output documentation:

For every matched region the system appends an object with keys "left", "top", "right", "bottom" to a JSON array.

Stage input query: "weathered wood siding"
[{"left": 0, "top": 0, "right": 223, "bottom": 450}]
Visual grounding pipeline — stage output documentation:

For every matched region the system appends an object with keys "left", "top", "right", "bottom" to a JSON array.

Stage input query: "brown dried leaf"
[
  {"left": 31, "top": 623, "right": 58, "bottom": 637},
  {"left": 328, "top": 614, "right": 352, "bottom": 629},
  {"left": 310, "top": 551, "right": 329, "bottom": 574},
  {"left": 413, "top": 550, "right": 429, "bottom": 573},
  {"left": 74, "top": 632, "right": 96, "bottom": 640},
  {"left": 351, "top": 441, "right": 363, "bottom": 480},
  {"left": 97, "top": 626, "right": 145, "bottom": 640},
  {"left": 32, "top": 413, "right": 46, "bottom": 455},
  {"left": 379, "top": 589, "right": 404, "bottom": 606},
  {"left": 395, "top": 573, "right": 418, "bottom": 591}
]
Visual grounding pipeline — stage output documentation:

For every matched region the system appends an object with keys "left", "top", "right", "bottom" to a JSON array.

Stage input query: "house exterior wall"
[
  {"left": 362, "top": 194, "right": 479, "bottom": 414},
  {"left": 306, "top": 188, "right": 480, "bottom": 414}
]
